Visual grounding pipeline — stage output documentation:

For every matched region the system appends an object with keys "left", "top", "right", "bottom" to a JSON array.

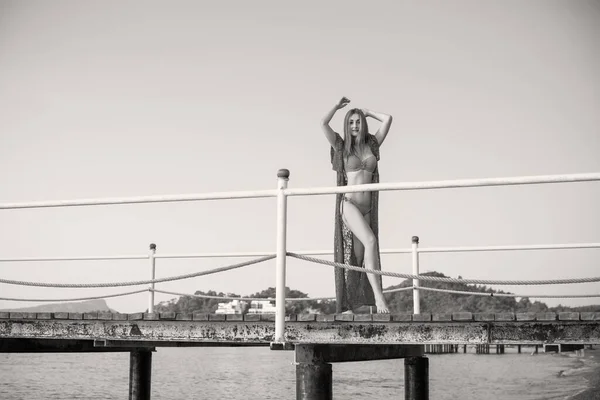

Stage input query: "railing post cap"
[
  {"left": 149, "top": 243, "right": 157, "bottom": 250},
  {"left": 277, "top": 169, "right": 290, "bottom": 179},
  {"left": 412, "top": 236, "right": 419, "bottom": 244}
]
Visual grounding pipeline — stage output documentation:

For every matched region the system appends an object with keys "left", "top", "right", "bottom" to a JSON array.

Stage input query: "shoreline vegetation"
[
  {"left": 153, "top": 271, "right": 600, "bottom": 316},
  {"left": 2, "top": 271, "right": 597, "bottom": 316}
]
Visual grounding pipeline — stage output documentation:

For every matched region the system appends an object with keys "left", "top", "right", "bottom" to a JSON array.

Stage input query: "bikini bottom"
[{"left": 341, "top": 195, "right": 372, "bottom": 217}]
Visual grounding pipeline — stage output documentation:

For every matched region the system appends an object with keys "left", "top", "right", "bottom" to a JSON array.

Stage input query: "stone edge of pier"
[{"left": 0, "top": 311, "right": 598, "bottom": 322}]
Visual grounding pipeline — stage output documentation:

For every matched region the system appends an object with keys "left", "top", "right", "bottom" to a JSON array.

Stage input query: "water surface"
[{"left": 0, "top": 347, "right": 591, "bottom": 399}]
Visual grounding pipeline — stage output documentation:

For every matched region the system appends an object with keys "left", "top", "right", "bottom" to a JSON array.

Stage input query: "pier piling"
[
  {"left": 129, "top": 350, "right": 152, "bottom": 400},
  {"left": 405, "top": 357, "right": 429, "bottom": 400},
  {"left": 294, "top": 344, "right": 425, "bottom": 399},
  {"left": 296, "top": 362, "right": 332, "bottom": 400}
]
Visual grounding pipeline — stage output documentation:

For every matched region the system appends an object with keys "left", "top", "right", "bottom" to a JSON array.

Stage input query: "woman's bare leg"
[{"left": 341, "top": 200, "right": 389, "bottom": 313}]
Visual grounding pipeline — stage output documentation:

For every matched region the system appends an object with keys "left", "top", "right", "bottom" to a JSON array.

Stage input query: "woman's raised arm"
[
  {"left": 321, "top": 97, "right": 350, "bottom": 147},
  {"left": 362, "top": 108, "right": 393, "bottom": 145}
]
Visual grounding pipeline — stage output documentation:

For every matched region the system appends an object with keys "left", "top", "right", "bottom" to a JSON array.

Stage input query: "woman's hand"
[
  {"left": 335, "top": 97, "right": 351, "bottom": 110},
  {"left": 361, "top": 108, "right": 370, "bottom": 117},
  {"left": 322, "top": 97, "right": 350, "bottom": 147}
]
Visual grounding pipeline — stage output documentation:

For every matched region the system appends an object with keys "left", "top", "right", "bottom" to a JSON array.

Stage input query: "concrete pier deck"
[{"left": 1, "top": 311, "right": 599, "bottom": 349}]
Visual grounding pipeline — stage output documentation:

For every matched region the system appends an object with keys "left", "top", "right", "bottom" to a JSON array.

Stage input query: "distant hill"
[
  {"left": 383, "top": 271, "right": 600, "bottom": 314},
  {"left": 9, "top": 272, "right": 595, "bottom": 315},
  {"left": 0, "top": 299, "right": 116, "bottom": 313}
]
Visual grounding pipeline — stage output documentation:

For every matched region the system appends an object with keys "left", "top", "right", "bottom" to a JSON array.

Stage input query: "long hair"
[{"left": 343, "top": 108, "right": 369, "bottom": 157}]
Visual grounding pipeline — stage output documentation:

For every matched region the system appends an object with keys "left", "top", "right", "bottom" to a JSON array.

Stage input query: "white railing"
[
  {"left": 1, "top": 172, "right": 598, "bottom": 210},
  {"left": 3, "top": 241, "right": 600, "bottom": 263},
  {"left": 0, "top": 170, "right": 599, "bottom": 344}
]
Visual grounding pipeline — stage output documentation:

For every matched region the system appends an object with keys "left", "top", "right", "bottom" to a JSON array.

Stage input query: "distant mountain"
[{"left": 0, "top": 299, "right": 116, "bottom": 313}]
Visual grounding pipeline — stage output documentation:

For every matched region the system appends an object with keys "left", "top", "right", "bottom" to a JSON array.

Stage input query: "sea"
[{"left": 0, "top": 346, "right": 595, "bottom": 399}]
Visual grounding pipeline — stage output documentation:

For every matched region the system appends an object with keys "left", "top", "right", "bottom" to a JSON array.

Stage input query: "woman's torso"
[{"left": 344, "top": 147, "right": 376, "bottom": 206}]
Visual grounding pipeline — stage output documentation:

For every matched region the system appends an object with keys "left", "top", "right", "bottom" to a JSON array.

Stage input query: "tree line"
[{"left": 153, "top": 271, "right": 599, "bottom": 314}]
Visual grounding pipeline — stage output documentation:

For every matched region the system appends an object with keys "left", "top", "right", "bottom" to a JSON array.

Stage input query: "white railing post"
[
  {"left": 411, "top": 236, "right": 420, "bottom": 314},
  {"left": 275, "top": 169, "right": 289, "bottom": 343},
  {"left": 148, "top": 243, "right": 156, "bottom": 313}
]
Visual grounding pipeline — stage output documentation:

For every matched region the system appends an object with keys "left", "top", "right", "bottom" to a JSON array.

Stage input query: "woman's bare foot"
[{"left": 375, "top": 297, "right": 390, "bottom": 314}]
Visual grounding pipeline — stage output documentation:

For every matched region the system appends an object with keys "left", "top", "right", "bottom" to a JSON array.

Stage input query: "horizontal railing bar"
[
  {"left": 288, "top": 252, "right": 600, "bottom": 285},
  {"left": 0, "top": 255, "right": 149, "bottom": 262},
  {"left": 155, "top": 251, "right": 275, "bottom": 259},
  {"left": 284, "top": 172, "right": 600, "bottom": 196},
  {"left": 417, "top": 286, "right": 600, "bottom": 298},
  {"left": 0, "top": 289, "right": 148, "bottom": 302},
  {"left": 0, "top": 255, "right": 275, "bottom": 287},
  {"left": 288, "top": 249, "right": 413, "bottom": 255},
  {"left": 418, "top": 243, "right": 600, "bottom": 253},
  {"left": 156, "top": 249, "right": 413, "bottom": 259},
  {"left": 1, "top": 173, "right": 598, "bottom": 210},
  {"left": 0, "top": 189, "right": 278, "bottom": 210},
  {"left": 2, "top": 242, "right": 598, "bottom": 263}
]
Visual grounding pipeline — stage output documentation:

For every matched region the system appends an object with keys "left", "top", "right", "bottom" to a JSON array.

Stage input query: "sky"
[{"left": 0, "top": 0, "right": 599, "bottom": 313}]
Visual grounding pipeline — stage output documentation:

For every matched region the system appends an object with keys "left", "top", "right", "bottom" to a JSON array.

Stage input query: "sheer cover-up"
[{"left": 330, "top": 134, "right": 383, "bottom": 313}]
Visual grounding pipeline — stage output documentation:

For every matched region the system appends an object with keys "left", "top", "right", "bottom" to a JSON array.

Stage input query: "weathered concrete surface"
[
  {"left": 2, "top": 312, "right": 600, "bottom": 322},
  {"left": 1, "top": 312, "right": 600, "bottom": 348},
  {"left": 490, "top": 321, "right": 600, "bottom": 344},
  {"left": 0, "top": 338, "right": 154, "bottom": 352},
  {"left": 287, "top": 321, "right": 489, "bottom": 344},
  {"left": 295, "top": 344, "right": 424, "bottom": 363}
]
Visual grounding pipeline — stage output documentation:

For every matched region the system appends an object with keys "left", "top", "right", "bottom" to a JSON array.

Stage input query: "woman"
[{"left": 321, "top": 96, "right": 393, "bottom": 314}]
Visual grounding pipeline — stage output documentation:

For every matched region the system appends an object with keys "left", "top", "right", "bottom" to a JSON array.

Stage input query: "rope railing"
[
  {"left": 287, "top": 253, "right": 600, "bottom": 286},
  {"left": 0, "top": 242, "right": 597, "bottom": 296},
  {"left": 0, "top": 289, "right": 148, "bottom": 302},
  {"left": 0, "top": 241, "right": 598, "bottom": 303},
  {"left": 415, "top": 286, "right": 600, "bottom": 299},
  {"left": 0, "top": 255, "right": 275, "bottom": 288}
]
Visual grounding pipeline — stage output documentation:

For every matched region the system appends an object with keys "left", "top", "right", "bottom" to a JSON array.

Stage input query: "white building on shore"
[
  {"left": 214, "top": 299, "right": 276, "bottom": 315},
  {"left": 215, "top": 299, "right": 245, "bottom": 315},
  {"left": 246, "top": 300, "right": 276, "bottom": 314}
]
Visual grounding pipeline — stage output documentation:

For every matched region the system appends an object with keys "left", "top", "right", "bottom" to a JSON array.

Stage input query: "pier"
[
  {"left": 2, "top": 170, "right": 600, "bottom": 399},
  {"left": 1, "top": 311, "right": 599, "bottom": 399},
  {"left": 2, "top": 311, "right": 600, "bottom": 346}
]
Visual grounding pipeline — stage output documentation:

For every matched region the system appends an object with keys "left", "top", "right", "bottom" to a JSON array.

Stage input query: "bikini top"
[{"left": 345, "top": 153, "right": 377, "bottom": 173}]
